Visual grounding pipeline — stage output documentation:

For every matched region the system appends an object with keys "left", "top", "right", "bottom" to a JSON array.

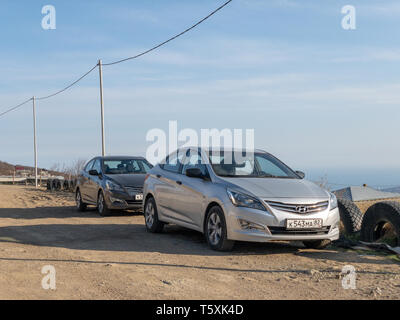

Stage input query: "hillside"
[
  {"left": 383, "top": 186, "right": 400, "bottom": 193},
  {"left": 0, "top": 160, "right": 63, "bottom": 177},
  {"left": 0, "top": 161, "right": 18, "bottom": 175}
]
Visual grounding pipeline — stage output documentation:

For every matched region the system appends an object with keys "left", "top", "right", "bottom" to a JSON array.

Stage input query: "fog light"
[
  {"left": 238, "top": 219, "right": 265, "bottom": 231},
  {"left": 109, "top": 197, "right": 125, "bottom": 205}
]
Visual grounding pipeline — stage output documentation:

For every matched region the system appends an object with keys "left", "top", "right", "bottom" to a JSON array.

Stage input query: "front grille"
[
  {"left": 265, "top": 200, "right": 329, "bottom": 214},
  {"left": 268, "top": 226, "right": 330, "bottom": 235}
]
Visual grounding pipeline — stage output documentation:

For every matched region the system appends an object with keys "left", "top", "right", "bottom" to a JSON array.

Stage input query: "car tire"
[
  {"left": 144, "top": 197, "right": 164, "bottom": 233},
  {"left": 360, "top": 201, "right": 400, "bottom": 247},
  {"left": 205, "top": 206, "right": 235, "bottom": 251},
  {"left": 303, "top": 239, "right": 331, "bottom": 249},
  {"left": 75, "top": 189, "right": 87, "bottom": 212},
  {"left": 337, "top": 198, "right": 363, "bottom": 235},
  {"left": 97, "top": 191, "right": 111, "bottom": 216}
]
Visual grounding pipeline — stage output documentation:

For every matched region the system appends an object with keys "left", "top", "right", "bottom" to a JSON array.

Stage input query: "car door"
[
  {"left": 155, "top": 151, "right": 186, "bottom": 222},
  {"left": 79, "top": 159, "right": 95, "bottom": 203},
  {"left": 175, "top": 149, "right": 210, "bottom": 228},
  {"left": 87, "top": 158, "right": 103, "bottom": 202}
]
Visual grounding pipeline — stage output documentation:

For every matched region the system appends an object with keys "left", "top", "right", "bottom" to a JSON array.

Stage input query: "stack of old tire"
[
  {"left": 338, "top": 197, "right": 400, "bottom": 247},
  {"left": 46, "top": 178, "right": 76, "bottom": 192}
]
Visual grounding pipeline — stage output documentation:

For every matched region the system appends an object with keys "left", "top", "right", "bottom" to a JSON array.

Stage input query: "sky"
[{"left": 0, "top": 0, "right": 399, "bottom": 189}]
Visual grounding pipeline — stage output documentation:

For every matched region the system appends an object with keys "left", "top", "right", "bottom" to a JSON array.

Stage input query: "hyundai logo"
[{"left": 296, "top": 206, "right": 308, "bottom": 213}]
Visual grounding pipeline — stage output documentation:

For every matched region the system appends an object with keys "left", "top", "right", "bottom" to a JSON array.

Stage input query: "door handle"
[{"left": 176, "top": 181, "right": 182, "bottom": 185}]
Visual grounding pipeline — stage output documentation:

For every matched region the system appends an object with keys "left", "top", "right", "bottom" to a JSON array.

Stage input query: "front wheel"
[
  {"left": 303, "top": 239, "right": 331, "bottom": 249},
  {"left": 205, "top": 206, "right": 235, "bottom": 251},
  {"left": 97, "top": 191, "right": 111, "bottom": 216}
]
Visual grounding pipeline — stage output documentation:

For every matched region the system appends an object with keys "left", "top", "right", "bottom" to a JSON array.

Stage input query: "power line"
[
  {"left": 0, "top": 98, "right": 33, "bottom": 118},
  {"left": 0, "top": 64, "right": 98, "bottom": 118},
  {"left": 103, "top": 0, "right": 233, "bottom": 66},
  {"left": 36, "top": 64, "right": 98, "bottom": 101},
  {"left": 0, "top": 0, "right": 232, "bottom": 118}
]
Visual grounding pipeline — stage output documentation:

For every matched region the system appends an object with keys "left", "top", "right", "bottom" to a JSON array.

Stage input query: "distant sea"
[{"left": 306, "top": 167, "right": 400, "bottom": 191}]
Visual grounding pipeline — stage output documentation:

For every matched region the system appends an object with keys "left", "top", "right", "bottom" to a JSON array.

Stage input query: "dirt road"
[{"left": 0, "top": 185, "right": 399, "bottom": 299}]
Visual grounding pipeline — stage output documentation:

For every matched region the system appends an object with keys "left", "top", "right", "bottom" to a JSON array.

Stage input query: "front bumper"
[
  {"left": 104, "top": 190, "right": 143, "bottom": 211},
  {"left": 224, "top": 200, "right": 340, "bottom": 243}
]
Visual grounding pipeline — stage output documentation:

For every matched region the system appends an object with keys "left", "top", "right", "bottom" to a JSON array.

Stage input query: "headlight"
[
  {"left": 329, "top": 193, "right": 338, "bottom": 210},
  {"left": 227, "top": 189, "right": 266, "bottom": 211},
  {"left": 105, "top": 180, "right": 124, "bottom": 192}
]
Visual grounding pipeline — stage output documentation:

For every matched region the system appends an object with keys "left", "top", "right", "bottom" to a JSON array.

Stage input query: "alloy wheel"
[
  {"left": 76, "top": 191, "right": 81, "bottom": 209},
  {"left": 98, "top": 193, "right": 104, "bottom": 213},
  {"left": 145, "top": 201, "right": 155, "bottom": 227},
  {"left": 207, "top": 212, "right": 222, "bottom": 246}
]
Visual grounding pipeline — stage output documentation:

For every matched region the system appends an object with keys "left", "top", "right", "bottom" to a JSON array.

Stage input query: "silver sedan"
[{"left": 143, "top": 148, "right": 340, "bottom": 251}]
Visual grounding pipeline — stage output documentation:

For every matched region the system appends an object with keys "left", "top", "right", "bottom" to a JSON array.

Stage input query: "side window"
[
  {"left": 163, "top": 152, "right": 184, "bottom": 173},
  {"left": 92, "top": 159, "right": 102, "bottom": 173},
  {"left": 142, "top": 161, "right": 152, "bottom": 172},
  {"left": 183, "top": 151, "right": 208, "bottom": 176},
  {"left": 84, "top": 159, "right": 95, "bottom": 172}
]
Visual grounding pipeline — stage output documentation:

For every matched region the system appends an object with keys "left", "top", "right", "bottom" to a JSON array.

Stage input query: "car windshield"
[
  {"left": 102, "top": 159, "right": 152, "bottom": 175},
  {"left": 208, "top": 151, "right": 299, "bottom": 178}
]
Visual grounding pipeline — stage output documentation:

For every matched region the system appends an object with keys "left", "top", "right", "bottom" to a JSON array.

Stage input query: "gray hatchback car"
[{"left": 143, "top": 148, "right": 340, "bottom": 251}]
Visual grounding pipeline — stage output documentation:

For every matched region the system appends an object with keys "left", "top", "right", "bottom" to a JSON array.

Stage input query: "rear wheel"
[
  {"left": 303, "top": 239, "right": 331, "bottom": 249},
  {"left": 97, "top": 191, "right": 111, "bottom": 216},
  {"left": 144, "top": 197, "right": 164, "bottom": 233},
  {"left": 75, "top": 189, "right": 87, "bottom": 212},
  {"left": 205, "top": 206, "right": 235, "bottom": 251}
]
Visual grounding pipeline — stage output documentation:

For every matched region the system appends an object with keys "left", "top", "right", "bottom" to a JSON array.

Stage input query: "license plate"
[
  {"left": 286, "top": 218, "right": 323, "bottom": 229},
  {"left": 135, "top": 194, "right": 143, "bottom": 201}
]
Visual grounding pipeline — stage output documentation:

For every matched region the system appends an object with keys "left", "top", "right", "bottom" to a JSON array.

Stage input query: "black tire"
[
  {"left": 360, "top": 201, "right": 400, "bottom": 247},
  {"left": 53, "top": 179, "right": 61, "bottom": 191},
  {"left": 205, "top": 206, "right": 235, "bottom": 251},
  {"left": 97, "top": 191, "right": 111, "bottom": 216},
  {"left": 144, "top": 197, "right": 164, "bottom": 233},
  {"left": 303, "top": 239, "right": 332, "bottom": 249},
  {"left": 337, "top": 198, "right": 363, "bottom": 234},
  {"left": 50, "top": 179, "right": 56, "bottom": 192},
  {"left": 75, "top": 189, "right": 87, "bottom": 212}
]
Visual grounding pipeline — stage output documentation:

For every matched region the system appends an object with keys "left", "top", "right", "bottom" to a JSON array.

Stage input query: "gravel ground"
[{"left": 0, "top": 185, "right": 399, "bottom": 300}]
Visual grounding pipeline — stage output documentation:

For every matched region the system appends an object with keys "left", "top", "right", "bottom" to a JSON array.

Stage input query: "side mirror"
[
  {"left": 186, "top": 168, "right": 204, "bottom": 179},
  {"left": 89, "top": 169, "right": 99, "bottom": 176},
  {"left": 295, "top": 171, "right": 305, "bottom": 179}
]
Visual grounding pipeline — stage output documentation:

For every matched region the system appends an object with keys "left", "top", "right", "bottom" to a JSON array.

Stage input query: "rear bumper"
[{"left": 224, "top": 201, "right": 340, "bottom": 243}]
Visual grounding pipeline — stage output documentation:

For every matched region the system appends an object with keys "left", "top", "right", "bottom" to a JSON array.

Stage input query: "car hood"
[
  {"left": 105, "top": 174, "right": 146, "bottom": 187},
  {"left": 219, "top": 177, "right": 328, "bottom": 199}
]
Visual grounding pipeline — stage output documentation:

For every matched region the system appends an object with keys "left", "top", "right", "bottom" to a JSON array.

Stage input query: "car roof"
[
  {"left": 177, "top": 147, "right": 268, "bottom": 154},
  {"left": 96, "top": 155, "right": 146, "bottom": 161}
]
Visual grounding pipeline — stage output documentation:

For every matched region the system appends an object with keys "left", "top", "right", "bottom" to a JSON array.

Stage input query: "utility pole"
[
  {"left": 98, "top": 59, "right": 106, "bottom": 156},
  {"left": 32, "top": 97, "right": 38, "bottom": 188}
]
